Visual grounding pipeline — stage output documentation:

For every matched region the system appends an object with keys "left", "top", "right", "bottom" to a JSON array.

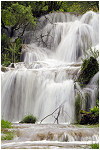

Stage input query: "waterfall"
[{"left": 1, "top": 11, "right": 99, "bottom": 123}]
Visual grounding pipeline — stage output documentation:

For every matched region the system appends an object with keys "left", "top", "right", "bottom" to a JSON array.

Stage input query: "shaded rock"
[
  {"left": 80, "top": 110, "right": 99, "bottom": 125},
  {"left": 77, "top": 57, "right": 99, "bottom": 87}
]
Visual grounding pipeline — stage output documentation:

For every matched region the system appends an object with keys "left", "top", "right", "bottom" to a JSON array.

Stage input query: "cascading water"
[{"left": 1, "top": 11, "right": 99, "bottom": 123}]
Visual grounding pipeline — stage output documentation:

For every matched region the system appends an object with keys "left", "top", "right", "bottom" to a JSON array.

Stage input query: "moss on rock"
[
  {"left": 75, "top": 94, "right": 81, "bottom": 122},
  {"left": 80, "top": 109, "right": 99, "bottom": 125},
  {"left": 77, "top": 57, "right": 99, "bottom": 87}
]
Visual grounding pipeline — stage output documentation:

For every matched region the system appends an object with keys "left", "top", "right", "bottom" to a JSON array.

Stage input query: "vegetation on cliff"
[
  {"left": 79, "top": 99, "right": 99, "bottom": 125},
  {"left": 1, "top": 1, "right": 99, "bottom": 66},
  {"left": 77, "top": 57, "right": 99, "bottom": 87},
  {"left": 1, "top": 1, "right": 99, "bottom": 126}
]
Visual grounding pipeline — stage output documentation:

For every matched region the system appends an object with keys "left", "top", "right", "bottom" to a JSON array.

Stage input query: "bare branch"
[
  {"left": 53, "top": 107, "right": 61, "bottom": 124},
  {"left": 40, "top": 105, "right": 62, "bottom": 123}
]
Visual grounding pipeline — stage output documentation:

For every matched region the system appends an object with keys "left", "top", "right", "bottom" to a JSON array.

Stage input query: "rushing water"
[
  {"left": 1, "top": 124, "right": 99, "bottom": 149},
  {"left": 1, "top": 11, "right": 99, "bottom": 123}
]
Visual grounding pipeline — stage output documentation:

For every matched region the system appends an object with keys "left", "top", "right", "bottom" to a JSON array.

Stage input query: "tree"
[
  {"left": 61, "top": 1, "right": 99, "bottom": 14},
  {"left": 1, "top": 2, "right": 37, "bottom": 66},
  {"left": 1, "top": 3, "right": 36, "bottom": 38},
  {"left": 1, "top": 1, "right": 99, "bottom": 67}
]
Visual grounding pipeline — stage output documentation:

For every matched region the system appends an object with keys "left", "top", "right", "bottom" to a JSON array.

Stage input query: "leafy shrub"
[
  {"left": 4, "top": 38, "right": 22, "bottom": 64},
  {"left": 1, "top": 119, "right": 12, "bottom": 129},
  {"left": 77, "top": 57, "right": 99, "bottom": 87},
  {"left": 1, "top": 132, "right": 14, "bottom": 140},
  {"left": 80, "top": 102, "right": 99, "bottom": 125},
  {"left": 1, "top": 33, "right": 22, "bottom": 67},
  {"left": 91, "top": 143, "right": 99, "bottom": 149},
  {"left": 1, "top": 33, "right": 11, "bottom": 66},
  {"left": 85, "top": 46, "right": 99, "bottom": 60},
  {"left": 20, "top": 115, "right": 37, "bottom": 123},
  {"left": 1, "top": 33, "right": 10, "bottom": 51},
  {"left": 96, "top": 99, "right": 99, "bottom": 107},
  {"left": 90, "top": 100, "right": 99, "bottom": 115},
  {"left": 90, "top": 106, "right": 99, "bottom": 115},
  {"left": 1, "top": 119, "right": 14, "bottom": 141}
]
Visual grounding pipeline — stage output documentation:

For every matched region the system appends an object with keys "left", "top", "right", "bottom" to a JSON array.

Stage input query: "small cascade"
[
  {"left": 21, "top": 44, "right": 49, "bottom": 63},
  {"left": 1, "top": 65, "right": 77, "bottom": 123},
  {"left": 1, "top": 11, "right": 99, "bottom": 123},
  {"left": 83, "top": 72, "right": 99, "bottom": 109},
  {"left": 74, "top": 71, "right": 99, "bottom": 112},
  {"left": 81, "top": 11, "right": 99, "bottom": 44},
  {"left": 56, "top": 21, "right": 94, "bottom": 62},
  {"left": 32, "top": 12, "right": 81, "bottom": 50},
  {"left": 1, "top": 124, "right": 99, "bottom": 149},
  {"left": 15, "top": 124, "right": 99, "bottom": 142}
]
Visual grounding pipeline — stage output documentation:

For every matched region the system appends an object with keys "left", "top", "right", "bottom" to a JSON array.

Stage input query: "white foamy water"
[
  {"left": 1, "top": 124, "right": 99, "bottom": 149},
  {"left": 1, "top": 11, "right": 99, "bottom": 123}
]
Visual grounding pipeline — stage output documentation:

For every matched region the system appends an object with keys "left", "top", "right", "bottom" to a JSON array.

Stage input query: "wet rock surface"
[{"left": 1, "top": 123, "right": 99, "bottom": 149}]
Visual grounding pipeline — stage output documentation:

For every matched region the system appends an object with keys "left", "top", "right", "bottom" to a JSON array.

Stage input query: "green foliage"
[
  {"left": 2, "top": 54, "right": 11, "bottom": 67},
  {"left": 85, "top": 46, "right": 99, "bottom": 60},
  {"left": 62, "top": 1, "right": 99, "bottom": 14},
  {"left": 80, "top": 101, "right": 99, "bottom": 125},
  {"left": 77, "top": 57, "right": 99, "bottom": 87},
  {"left": 1, "top": 2, "right": 99, "bottom": 67},
  {"left": 1, "top": 3, "right": 36, "bottom": 66},
  {"left": 80, "top": 109, "right": 90, "bottom": 115},
  {"left": 1, "top": 119, "right": 12, "bottom": 129},
  {"left": 96, "top": 99, "right": 99, "bottom": 107},
  {"left": 5, "top": 39, "right": 22, "bottom": 63},
  {"left": 90, "top": 106, "right": 99, "bottom": 115},
  {"left": 1, "top": 35, "right": 22, "bottom": 66},
  {"left": 1, "top": 33, "right": 10, "bottom": 50},
  {"left": 1, "top": 1, "right": 98, "bottom": 19},
  {"left": 20, "top": 115, "right": 37, "bottom": 123},
  {"left": 91, "top": 143, "right": 99, "bottom": 149},
  {"left": 2, "top": 3, "right": 36, "bottom": 27},
  {"left": 75, "top": 94, "right": 81, "bottom": 122},
  {"left": 90, "top": 101, "right": 99, "bottom": 115},
  {"left": 1, "top": 119, "right": 14, "bottom": 141},
  {"left": 1, "top": 33, "right": 11, "bottom": 66},
  {"left": 42, "top": 5, "right": 48, "bottom": 11},
  {"left": 1, "top": 132, "right": 14, "bottom": 140}
]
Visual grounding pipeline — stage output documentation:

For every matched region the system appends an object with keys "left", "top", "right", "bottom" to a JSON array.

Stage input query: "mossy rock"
[
  {"left": 80, "top": 109, "right": 90, "bottom": 115},
  {"left": 75, "top": 94, "right": 81, "bottom": 122},
  {"left": 77, "top": 57, "right": 99, "bottom": 87},
  {"left": 1, "top": 66, "right": 9, "bottom": 72},
  {"left": 19, "top": 115, "right": 37, "bottom": 123},
  {"left": 10, "top": 63, "right": 15, "bottom": 68},
  {"left": 80, "top": 111, "right": 99, "bottom": 125}
]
